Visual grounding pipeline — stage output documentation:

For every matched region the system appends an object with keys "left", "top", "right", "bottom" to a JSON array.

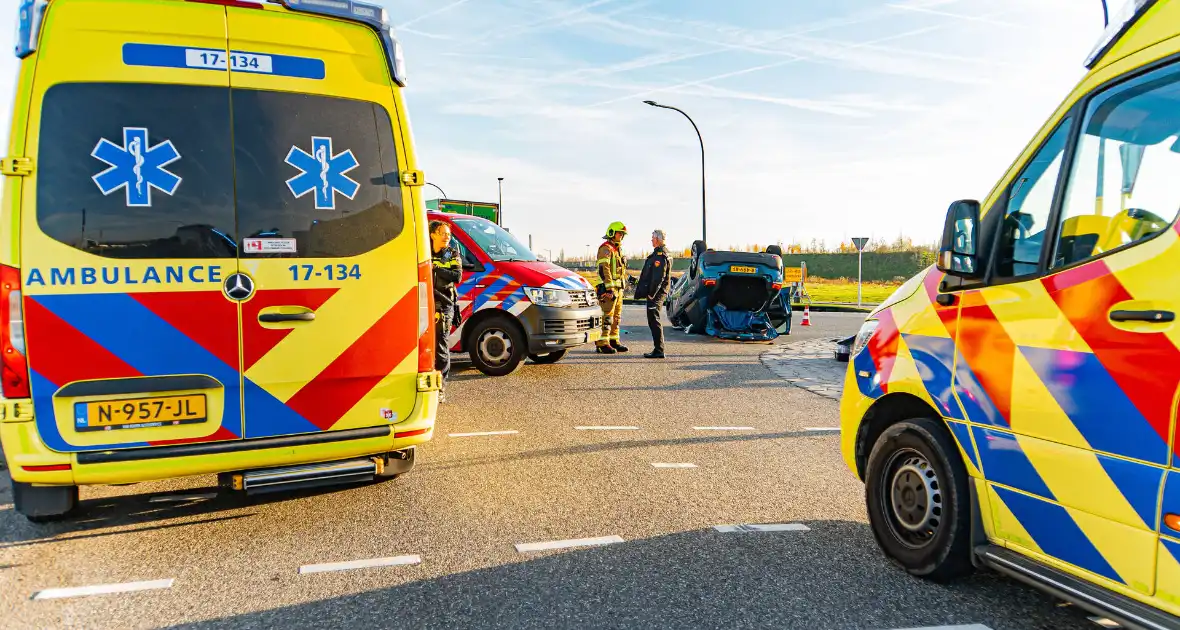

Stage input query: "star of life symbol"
[
  {"left": 91, "top": 128, "right": 182, "bottom": 207},
  {"left": 284, "top": 136, "right": 360, "bottom": 210}
]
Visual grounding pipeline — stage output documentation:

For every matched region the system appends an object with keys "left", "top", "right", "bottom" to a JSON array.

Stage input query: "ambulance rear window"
[
  {"left": 232, "top": 90, "right": 403, "bottom": 258},
  {"left": 36, "top": 83, "right": 237, "bottom": 259}
]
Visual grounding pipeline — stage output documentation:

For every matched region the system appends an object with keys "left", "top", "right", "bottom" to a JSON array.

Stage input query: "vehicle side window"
[
  {"left": 994, "top": 119, "right": 1071, "bottom": 279},
  {"left": 36, "top": 83, "right": 236, "bottom": 259},
  {"left": 1050, "top": 65, "right": 1180, "bottom": 270},
  {"left": 453, "top": 238, "right": 481, "bottom": 270},
  {"left": 232, "top": 90, "right": 403, "bottom": 258}
]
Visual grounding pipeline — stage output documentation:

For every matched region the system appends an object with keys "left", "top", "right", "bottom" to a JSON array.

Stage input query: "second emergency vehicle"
[
  {"left": 428, "top": 211, "right": 603, "bottom": 376},
  {"left": 841, "top": 1, "right": 1180, "bottom": 627}
]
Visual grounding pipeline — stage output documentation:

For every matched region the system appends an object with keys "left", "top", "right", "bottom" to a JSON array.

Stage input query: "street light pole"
[
  {"left": 497, "top": 177, "right": 504, "bottom": 226},
  {"left": 644, "top": 100, "right": 706, "bottom": 244}
]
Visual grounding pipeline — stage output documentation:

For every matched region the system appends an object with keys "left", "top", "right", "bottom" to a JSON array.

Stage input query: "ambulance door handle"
[
  {"left": 1109, "top": 310, "right": 1173, "bottom": 323},
  {"left": 259, "top": 312, "right": 315, "bottom": 323}
]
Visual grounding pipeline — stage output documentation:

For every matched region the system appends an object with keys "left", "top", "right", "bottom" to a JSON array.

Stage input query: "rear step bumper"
[
  {"left": 976, "top": 545, "right": 1180, "bottom": 630},
  {"left": 226, "top": 458, "right": 377, "bottom": 495}
]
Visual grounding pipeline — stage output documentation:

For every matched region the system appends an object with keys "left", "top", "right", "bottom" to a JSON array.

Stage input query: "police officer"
[
  {"left": 594, "top": 221, "right": 628, "bottom": 354},
  {"left": 430, "top": 221, "right": 462, "bottom": 401},
  {"left": 634, "top": 229, "right": 672, "bottom": 358}
]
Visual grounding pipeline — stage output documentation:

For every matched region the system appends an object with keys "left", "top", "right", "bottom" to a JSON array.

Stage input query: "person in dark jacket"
[
  {"left": 634, "top": 229, "right": 672, "bottom": 358},
  {"left": 430, "top": 221, "right": 462, "bottom": 401}
]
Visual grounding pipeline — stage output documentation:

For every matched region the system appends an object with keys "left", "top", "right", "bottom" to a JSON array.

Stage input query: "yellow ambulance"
[
  {"left": 1, "top": 0, "right": 440, "bottom": 521},
  {"left": 840, "top": 1, "right": 1180, "bottom": 626}
]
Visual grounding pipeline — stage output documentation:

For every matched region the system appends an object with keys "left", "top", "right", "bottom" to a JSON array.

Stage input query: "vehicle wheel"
[
  {"left": 864, "top": 417, "right": 974, "bottom": 583},
  {"left": 528, "top": 349, "right": 568, "bottom": 364},
  {"left": 13, "top": 481, "right": 78, "bottom": 523},
  {"left": 467, "top": 316, "right": 526, "bottom": 376}
]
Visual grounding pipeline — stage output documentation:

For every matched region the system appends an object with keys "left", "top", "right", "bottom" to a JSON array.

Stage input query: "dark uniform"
[
  {"left": 432, "top": 244, "right": 462, "bottom": 388},
  {"left": 634, "top": 244, "right": 672, "bottom": 356}
]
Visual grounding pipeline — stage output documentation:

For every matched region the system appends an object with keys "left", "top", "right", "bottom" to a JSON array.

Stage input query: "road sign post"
[{"left": 852, "top": 237, "right": 869, "bottom": 308}]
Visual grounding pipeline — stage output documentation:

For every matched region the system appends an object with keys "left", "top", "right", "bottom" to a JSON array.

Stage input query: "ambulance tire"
[
  {"left": 864, "top": 417, "right": 973, "bottom": 583},
  {"left": 528, "top": 350, "right": 567, "bottom": 364},
  {"left": 467, "top": 316, "right": 527, "bottom": 377},
  {"left": 13, "top": 481, "right": 78, "bottom": 523}
]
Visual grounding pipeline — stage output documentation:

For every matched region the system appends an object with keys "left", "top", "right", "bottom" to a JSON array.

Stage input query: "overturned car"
[{"left": 665, "top": 241, "right": 792, "bottom": 341}]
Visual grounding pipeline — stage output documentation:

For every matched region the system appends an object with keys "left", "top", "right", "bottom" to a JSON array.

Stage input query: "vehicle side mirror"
[{"left": 937, "top": 199, "right": 982, "bottom": 278}]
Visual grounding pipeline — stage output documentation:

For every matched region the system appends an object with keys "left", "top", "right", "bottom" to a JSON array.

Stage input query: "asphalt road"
[{"left": 0, "top": 307, "right": 1096, "bottom": 629}]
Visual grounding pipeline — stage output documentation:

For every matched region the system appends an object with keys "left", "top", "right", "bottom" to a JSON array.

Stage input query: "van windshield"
[{"left": 454, "top": 218, "right": 536, "bottom": 262}]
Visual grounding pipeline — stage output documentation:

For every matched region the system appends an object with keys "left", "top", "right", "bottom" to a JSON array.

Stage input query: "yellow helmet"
[{"left": 605, "top": 221, "right": 628, "bottom": 238}]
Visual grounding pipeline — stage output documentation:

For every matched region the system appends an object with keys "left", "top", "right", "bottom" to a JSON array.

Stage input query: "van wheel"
[
  {"left": 468, "top": 317, "right": 526, "bottom": 376},
  {"left": 13, "top": 481, "right": 79, "bottom": 523},
  {"left": 528, "top": 349, "right": 567, "bottom": 364},
  {"left": 864, "top": 417, "right": 974, "bottom": 583}
]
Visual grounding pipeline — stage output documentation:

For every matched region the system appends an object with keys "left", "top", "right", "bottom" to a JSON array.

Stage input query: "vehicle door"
[
  {"left": 448, "top": 232, "right": 486, "bottom": 351},
  {"left": 957, "top": 61, "right": 1180, "bottom": 597},
  {"left": 20, "top": 1, "right": 243, "bottom": 452},
  {"left": 226, "top": 7, "right": 416, "bottom": 438}
]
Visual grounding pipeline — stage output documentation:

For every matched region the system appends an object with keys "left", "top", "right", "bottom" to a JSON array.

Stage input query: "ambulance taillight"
[
  {"left": 0, "top": 265, "right": 29, "bottom": 399},
  {"left": 417, "top": 260, "right": 435, "bottom": 374}
]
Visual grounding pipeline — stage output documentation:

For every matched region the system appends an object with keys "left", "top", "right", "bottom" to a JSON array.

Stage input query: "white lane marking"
[
  {"left": 713, "top": 523, "right": 810, "bottom": 533},
  {"left": 651, "top": 462, "right": 697, "bottom": 468},
  {"left": 515, "top": 535, "right": 624, "bottom": 552},
  {"left": 693, "top": 426, "right": 756, "bottom": 431},
  {"left": 448, "top": 430, "right": 519, "bottom": 437},
  {"left": 32, "top": 579, "right": 174, "bottom": 600},
  {"left": 891, "top": 626, "right": 994, "bottom": 630},
  {"left": 149, "top": 492, "right": 218, "bottom": 503},
  {"left": 298, "top": 555, "right": 421, "bottom": 575},
  {"left": 803, "top": 427, "right": 840, "bottom": 432},
  {"left": 575, "top": 426, "right": 640, "bottom": 430}
]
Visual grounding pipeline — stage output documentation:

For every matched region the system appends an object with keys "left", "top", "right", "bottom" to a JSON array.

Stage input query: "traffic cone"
[{"left": 801, "top": 304, "right": 811, "bottom": 326}]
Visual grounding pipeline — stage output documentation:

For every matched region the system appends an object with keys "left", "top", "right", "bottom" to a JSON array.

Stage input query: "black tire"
[
  {"left": 467, "top": 316, "right": 527, "bottom": 377},
  {"left": 13, "top": 481, "right": 78, "bottom": 523},
  {"left": 528, "top": 349, "right": 568, "bottom": 364},
  {"left": 864, "top": 417, "right": 974, "bottom": 583}
]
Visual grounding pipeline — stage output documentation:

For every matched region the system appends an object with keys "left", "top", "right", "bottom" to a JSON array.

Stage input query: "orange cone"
[{"left": 801, "top": 305, "right": 811, "bottom": 326}]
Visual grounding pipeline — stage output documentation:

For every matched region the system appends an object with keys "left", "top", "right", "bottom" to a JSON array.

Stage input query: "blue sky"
[
  {"left": 0, "top": 0, "right": 1107, "bottom": 258},
  {"left": 389, "top": 0, "right": 1104, "bottom": 258}
]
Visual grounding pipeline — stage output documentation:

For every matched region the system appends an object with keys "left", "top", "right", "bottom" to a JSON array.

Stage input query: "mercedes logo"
[{"left": 223, "top": 272, "right": 255, "bottom": 301}]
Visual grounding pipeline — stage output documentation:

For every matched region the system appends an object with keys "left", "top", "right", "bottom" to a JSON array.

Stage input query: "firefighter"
[
  {"left": 634, "top": 229, "right": 672, "bottom": 358},
  {"left": 594, "top": 221, "right": 629, "bottom": 354},
  {"left": 430, "top": 220, "right": 462, "bottom": 401}
]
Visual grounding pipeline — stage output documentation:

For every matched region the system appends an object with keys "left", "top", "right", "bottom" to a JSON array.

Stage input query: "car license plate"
[
  {"left": 587, "top": 329, "right": 600, "bottom": 343},
  {"left": 730, "top": 265, "right": 757, "bottom": 274},
  {"left": 74, "top": 394, "right": 207, "bottom": 432}
]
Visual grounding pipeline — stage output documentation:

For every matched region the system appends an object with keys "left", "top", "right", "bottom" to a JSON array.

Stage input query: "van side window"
[
  {"left": 994, "top": 119, "right": 1071, "bottom": 278},
  {"left": 1051, "top": 65, "right": 1180, "bottom": 270},
  {"left": 35, "top": 83, "right": 237, "bottom": 259},
  {"left": 232, "top": 90, "right": 403, "bottom": 258}
]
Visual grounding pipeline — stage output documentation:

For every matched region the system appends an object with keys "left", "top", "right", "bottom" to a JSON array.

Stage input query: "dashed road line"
[
  {"left": 575, "top": 426, "right": 640, "bottom": 431},
  {"left": 298, "top": 555, "right": 421, "bottom": 575},
  {"left": 448, "top": 430, "right": 519, "bottom": 437},
  {"left": 693, "top": 426, "right": 756, "bottom": 431},
  {"left": 515, "top": 535, "right": 625, "bottom": 552},
  {"left": 713, "top": 523, "right": 810, "bottom": 533},
  {"left": 651, "top": 462, "right": 697, "bottom": 468},
  {"left": 32, "top": 578, "right": 175, "bottom": 600}
]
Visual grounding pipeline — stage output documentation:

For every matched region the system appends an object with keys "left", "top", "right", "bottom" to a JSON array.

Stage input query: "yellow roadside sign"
[{"left": 783, "top": 266, "right": 805, "bottom": 283}]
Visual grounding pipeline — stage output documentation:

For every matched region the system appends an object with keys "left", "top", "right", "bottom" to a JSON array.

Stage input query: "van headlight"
[
  {"left": 851, "top": 319, "right": 879, "bottom": 357},
  {"left": 525, "top": 287, "right": 573, "bottom": 307}
]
